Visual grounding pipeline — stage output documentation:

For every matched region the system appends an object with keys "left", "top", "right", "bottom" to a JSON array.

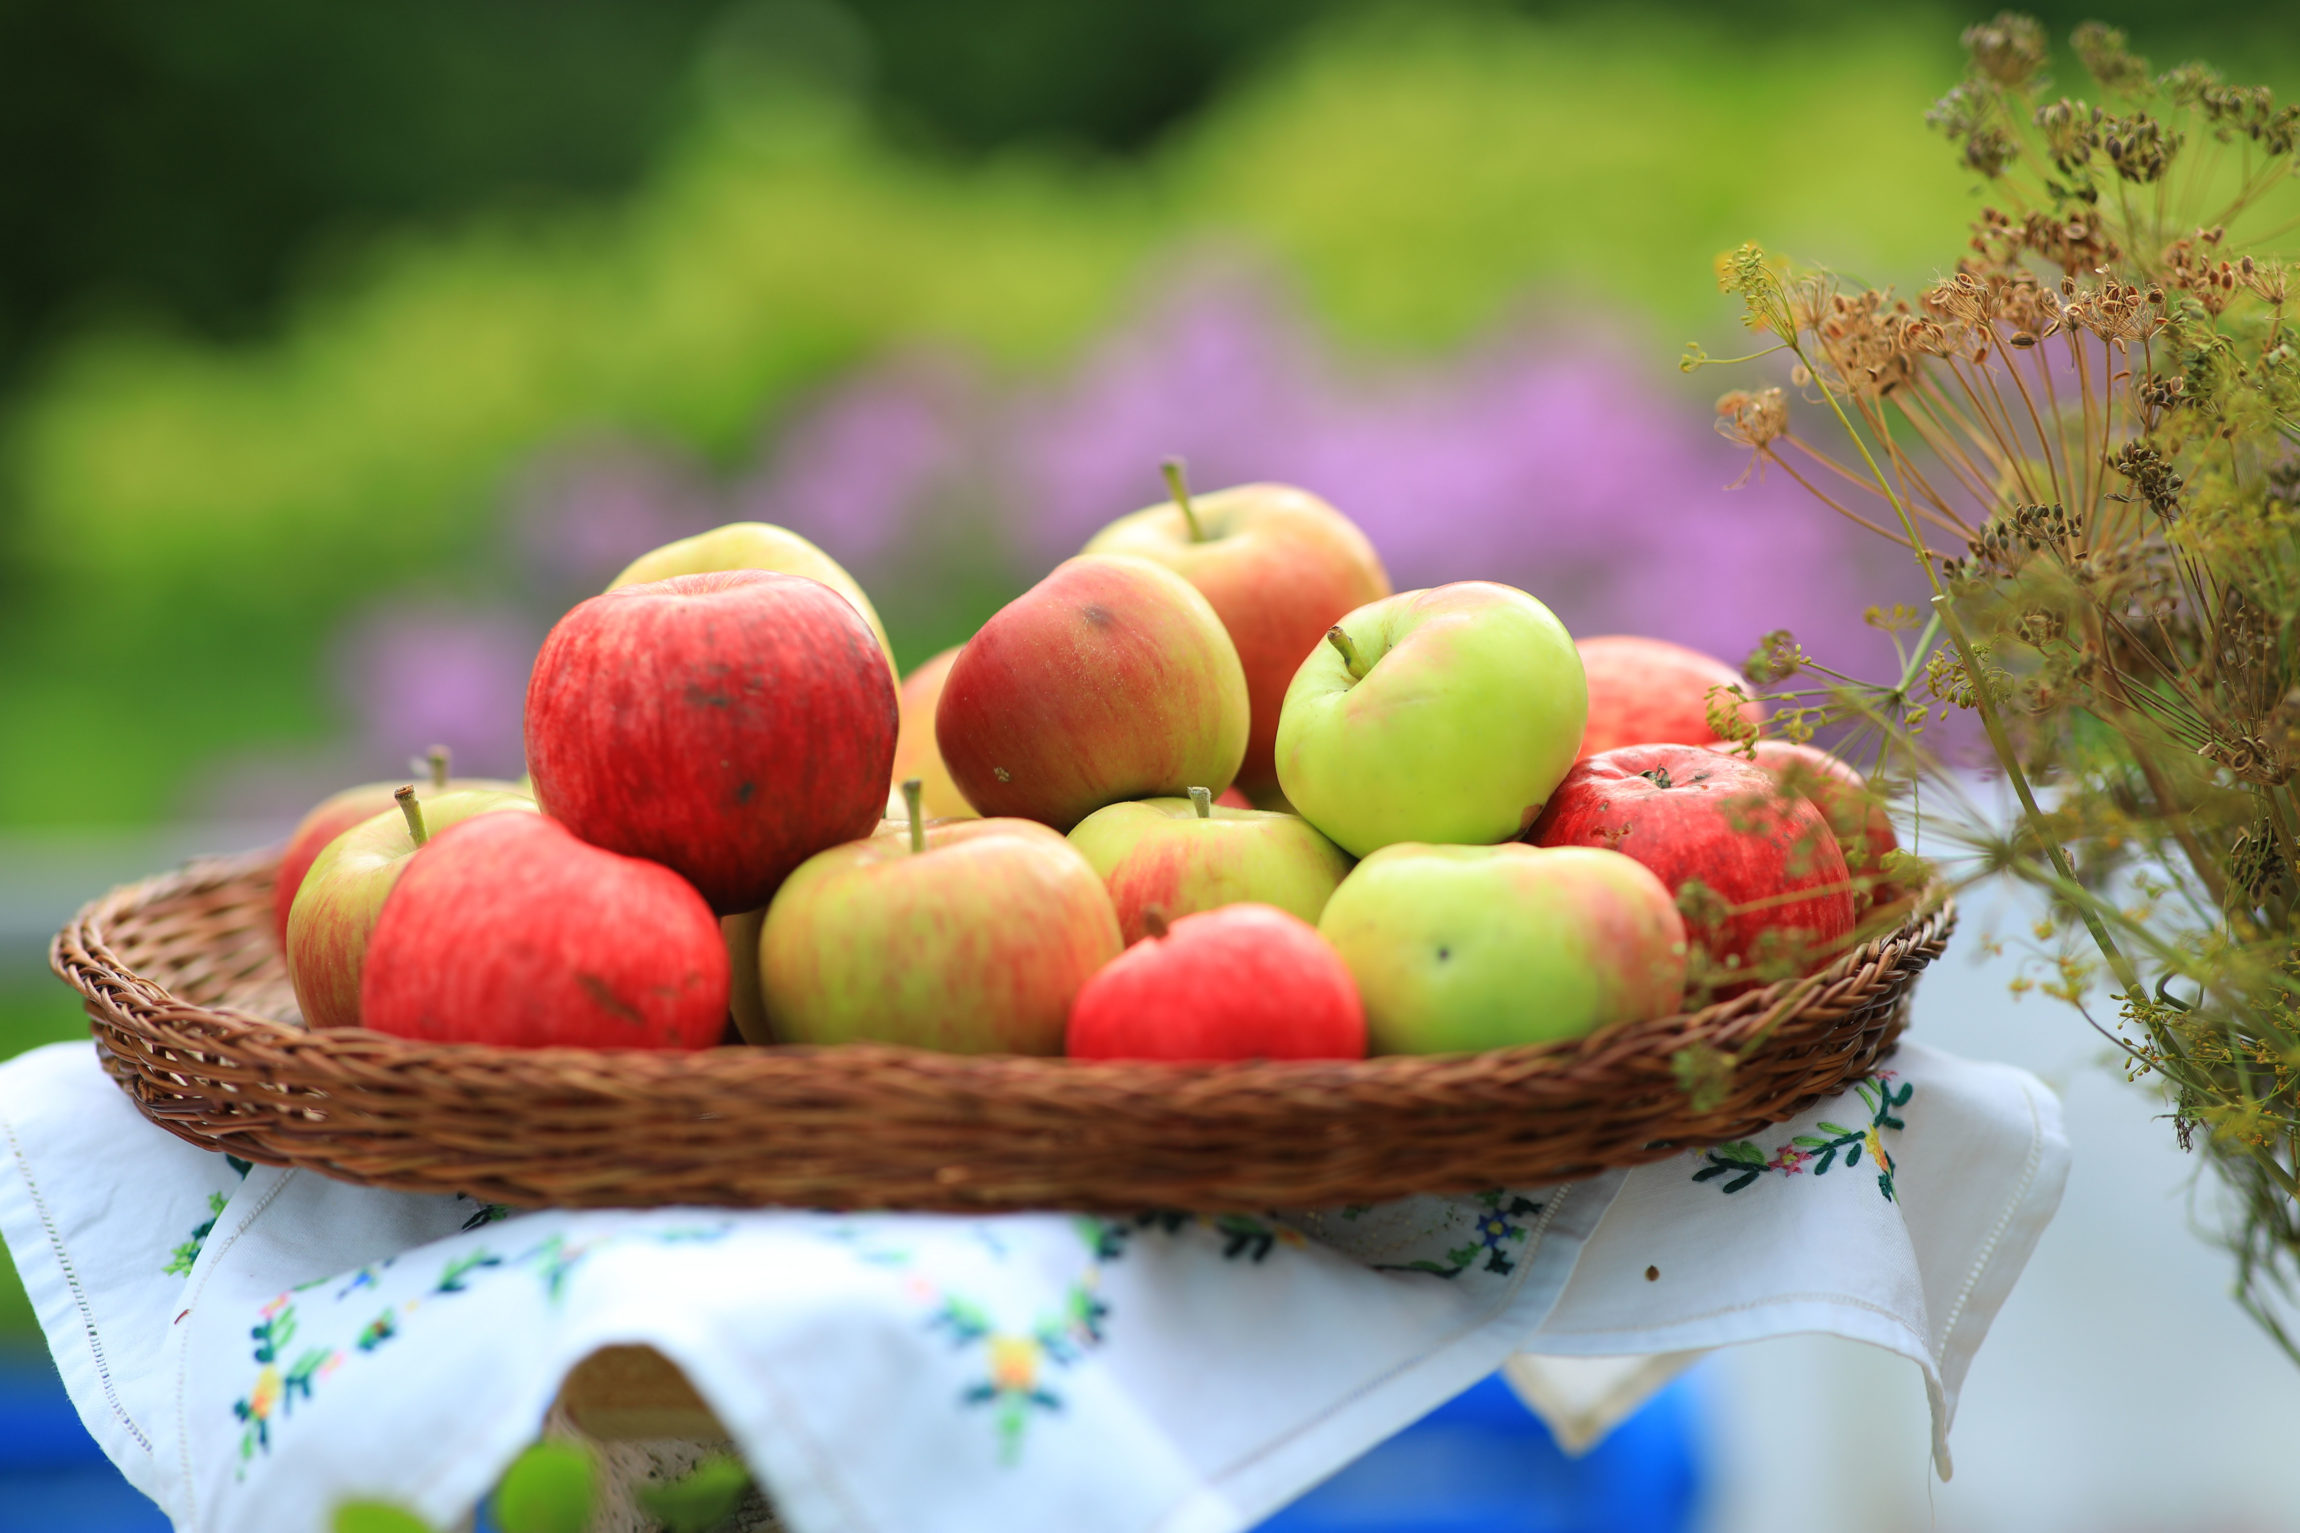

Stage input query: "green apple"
[
  {"left": 1275, "top": 581, "right": 1586, "bottom": 857},
  {"left": 286, "top": 786, "right": 538, "bottom": 1029},
  {"left": 608, "top": 521, "right": 895, "bottom": 674},
  {"left": 1068, "top": 785, "right": 1355, "bottom": 945},
  {"left": 1318, "top": 842, "right": 1686, "bottom": 1053},
  {"left": 757, "top": 783, "right": 1122, "bottom": 1053}
]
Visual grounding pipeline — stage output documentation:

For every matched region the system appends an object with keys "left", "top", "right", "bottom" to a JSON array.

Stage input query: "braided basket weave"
[{"left": 51, "top": 847, "right": 1952, "bottom": 1212}]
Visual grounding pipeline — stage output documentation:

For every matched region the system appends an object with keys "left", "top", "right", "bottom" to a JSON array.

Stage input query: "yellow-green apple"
[
  {"left": 935, "top": 554, "right": 1248, "bottom": 832},
  {"left": 608, "top": 521, "right": 896, "bottom": 675},
  {"left": 889, "top": 646, "right": 975, "bottom": 820},
  {"left": 1750, "top": 740, "right": 1901, "bottom": 913},
  {"left": 1532, "top": 744, "right": 1854, "bottom": 992},
  {"left": 361, "top": 811, "right": 728, "bottom": 1049},
  {"left": 1066, "top": 903, "right": 1365, "bottom": 1060},
  {"left": 1577, "top": 635, "right": 1763, "bottom": 757},
  {"left": 1318, "top": 843, "right": 1686, "bottom": 1053},
  {"left": 285, "top": 786, "right": 537, "bottom": 1029},
  {"left": 1274, "top": 582, "right": 1586, "bottom": 858},
  {"left": 1082, "top": 468, "right": 1390, "bottom": 803},
  {"left": 1067, "top": 785, "right": 1354, "bottom": 945},
  {"left": 526, "top": 569, "right": 898, "bottom": 914},
  {"left": 758, "top": 783, "right": 1122, "bottom": 1053},
  {"left": 270, "top": 747, "right": 519, "bottom": 947}
]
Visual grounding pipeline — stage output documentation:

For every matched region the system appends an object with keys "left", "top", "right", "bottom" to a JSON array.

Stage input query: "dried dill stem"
[{"left": 1695, "top": 12, "right": 2300, "bottom": 1358}]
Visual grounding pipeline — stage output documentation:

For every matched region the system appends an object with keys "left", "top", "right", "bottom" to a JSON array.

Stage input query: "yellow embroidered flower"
[
  {"left": 987, "top": 1335, "right": 1041, "bottom": 1394},
  {"left": 1864, "top": 1127, "right": 1892, "bottom": 1172},
  {"left": 248, "top": 1366, "right": 282, "bottom": 1421}
]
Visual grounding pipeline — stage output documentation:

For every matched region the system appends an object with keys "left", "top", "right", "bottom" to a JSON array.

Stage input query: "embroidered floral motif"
[
  {"left": 1373, "top": 1192, "right": 1543, "bottom": 1278},
  {"left": 226, "top": 1222, "right": 733, "bottom": 1473},
  {"left": 162, "top": 1158, "right": 251, "bottom": 1276},
  {"left": 1694, "top": 1073, "right": 1913, "bottom": 1200}
]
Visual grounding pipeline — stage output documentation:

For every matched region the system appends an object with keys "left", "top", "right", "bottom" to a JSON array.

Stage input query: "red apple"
[
  {"left": 889, "top": 646, "right": 975, "bottom": 820},
  {"left": 757, "top": 786, "right": 1122, "bottom": 1054},
  {"left": 1532, "top": 744, "right": 1854, "bottom": 991},
  {"left": 1067, "top": 903, "right": 1364, "bottom": 1061},
  {"left": 361, "top": 812, "right": 727, "bottom": 1049},
  {"left": 935, "top": 555, "right": 1249, "bottom": 832},
  {"left": 286, "top": 787, "right": 538, "bottom": 1029},
  {"left": 526, "top": 569, "right": 898, "bottom": 914},
  {"left": 1082, "top": 473, "right": 1391, "bottom": 803},
  {"left": 1577, "top": 635, "right": 1764, "bottom": 757},
  {"left": 270, "top": 748, "right": 519, "bottom": 947},
  {"left": 1748, "top": 741, "right": 1904, "bottom": 913}
]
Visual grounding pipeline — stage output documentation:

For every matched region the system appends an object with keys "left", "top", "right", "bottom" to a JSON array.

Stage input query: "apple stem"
[
  {"left": 427, "top": 744, "right": 450, "bottom": 791},
  {"left": 1142, "top": 904, "right": 1171, "bottom": 940},
  {"left": 1160, "top": 457, "right": 1206, "bottom": 543},
  {"left": 902, "top": 777, "right": 925, "bottom": 856},
  {"left": 1188, "top": 786, "right": 1213, "bottom": 819},
  {"left": 1326, "top": 625, "right": 1369, "bottom": 681},
  {"left": 394, "top": 785, "right": 429, "bottom": 848}
]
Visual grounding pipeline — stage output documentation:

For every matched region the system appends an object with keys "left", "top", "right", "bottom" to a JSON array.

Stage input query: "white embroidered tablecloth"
[{"left": 0, "top": 1036, "right": 2064, "bottom": 1533}]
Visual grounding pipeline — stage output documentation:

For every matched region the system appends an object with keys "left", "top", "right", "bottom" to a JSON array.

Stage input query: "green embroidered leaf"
[
  {"left": 332, "top": 1501, "right": 433, "bottom": 1533},
  {"left": 635, "top": 1454, "right": 754, "bottom": 1533},
  {"left": 1790, "top": 1135, "right": 1830, "bottom": 1149},
  {"left": 1718, "top": 1142, "right": 1766, "bottom": 1165},
  {"left": 1723, "top": 1170, "right": 1760, "bottom": 1193},
  {"left": 1815, "top": 1121, "right": 1855, "bottom": 1137},
  {"left": 1815, "top": 1148, "right": 1837, "bottom": 1174},
  {"left": 492, "top": 1442, "right": 594, "bottom": 1533}
]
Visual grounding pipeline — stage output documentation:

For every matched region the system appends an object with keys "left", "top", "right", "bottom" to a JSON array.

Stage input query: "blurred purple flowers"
[{"left": 330, "top": 261, "right": 1909, "bottom": 786}]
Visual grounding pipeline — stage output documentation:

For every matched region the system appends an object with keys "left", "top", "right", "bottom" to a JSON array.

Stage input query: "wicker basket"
[{"left": 51, "top": 847, "right": 1952, "bottom": 1212}]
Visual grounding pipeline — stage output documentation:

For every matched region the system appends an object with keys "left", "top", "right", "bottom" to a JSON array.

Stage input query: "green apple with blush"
[
  {"left": 1318, "top": 842, "right": 1687, "bottom": 1054},
  {"left": 1068, "top": 785, "right": 1355, "bottom": 944},
  {"left": 757, "top": 781, "right": 1123, "bottom": 1053},
  {"left": 286, "top": 785, "right": 538, "bottom": 1030},
  {"left": 1274, "top": 582, "right": 1587, "bottom": 858}
]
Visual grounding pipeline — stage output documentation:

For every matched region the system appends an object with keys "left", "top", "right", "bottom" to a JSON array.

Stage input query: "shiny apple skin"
[
  {"left": 1533, "top": 743, "right": 1854, "bottom": 989},
  {"left": 1066, "top": 903, "right": 1365, "bottom": 1061},
  {"left": 526, "top": 569, "right": 898, "bottom": 915},
  {"left": 759, "top": 818, "right": 1122, "bottom": 1055},
  {"left": 608, "top": 520, "right": 895, "bottom": 674},
  {"left": 1067, "top": 796, "right": 1353, "bottom": 945},
  {"left": 935, "top": 555, "right": 1249, "bottom": 832},
  {"left": 285, "top": 790, "right": 537, "bottom": 1029},
  {"left": 1084, "top": 483, "right": 1391, "bottom": 801},
  {"left": 1576, "top": 635, "right": 1764, "bottom": 757},
  {"left": 361, "top": 812, "right": 728, "bottom": 1049},
  {"left": 1275, "top": 582, "right": 1586, "bottom": 858}
]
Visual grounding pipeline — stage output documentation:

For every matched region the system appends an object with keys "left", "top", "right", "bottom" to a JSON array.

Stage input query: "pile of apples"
[{"left": 275, "top": 472, "right": 1902, "bottom": 1063}]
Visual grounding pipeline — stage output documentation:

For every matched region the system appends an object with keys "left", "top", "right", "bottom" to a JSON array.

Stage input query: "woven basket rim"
[
  {"left": 50, "top": 846, "right": 1954, "bottom": 1210},
  {"left": 55, "top": 846, "right": 1949, "bottom": 1083}
]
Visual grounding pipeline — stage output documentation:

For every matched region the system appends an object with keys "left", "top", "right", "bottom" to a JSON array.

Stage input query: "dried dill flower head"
[{"left": 1696, "top": 12, "right": 2300, "bottom": 1361}]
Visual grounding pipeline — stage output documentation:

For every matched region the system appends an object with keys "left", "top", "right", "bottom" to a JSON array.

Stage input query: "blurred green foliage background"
[{"left": 1, "top": 0, "right": 2294, "bottom": 1325}]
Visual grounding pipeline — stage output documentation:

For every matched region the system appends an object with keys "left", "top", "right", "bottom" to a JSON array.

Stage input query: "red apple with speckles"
[
  {"left": 935, "top": 554, "right": 1249, "bottom": 832},
  {"left": 1577, "top": 635, "right": 1763, "bottom": 758},
  {"left": 1083, "top": 475, "right": 1391, "bottom": 804},
  {"left": 1067, "top": 903, "right": 1365, "bottom": 1061},
  {"left": 271, "top": 749, "right": 519, "bottom": 947},
  {"left": 1751, "top": 740, "right": 1902, "bottom": 912},
  {"left": 525, "top": 569, "right": 897, "bottom": 914},
  {"left": 287, "top": 786, "right": 537, "bottom": 1029},
  {"left": 361, "top": 811, "right": 728, "bottom": 1049},
  {"left": 1532, "top": 744, "right": 1853, "bottom": 990}
]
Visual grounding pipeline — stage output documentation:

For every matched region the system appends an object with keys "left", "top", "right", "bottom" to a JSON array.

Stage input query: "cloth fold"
[{"left": 1, "top": 1037, "right": 2063, "bottom": 1533}]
